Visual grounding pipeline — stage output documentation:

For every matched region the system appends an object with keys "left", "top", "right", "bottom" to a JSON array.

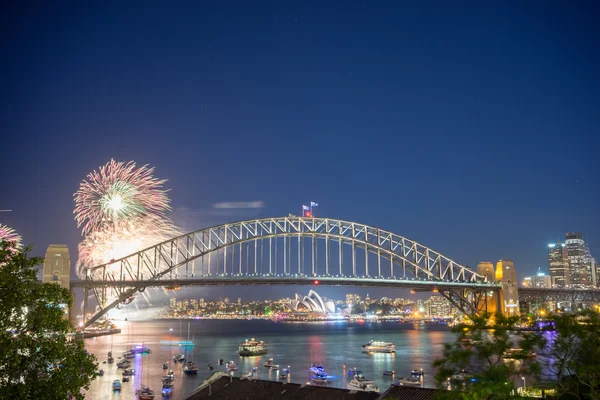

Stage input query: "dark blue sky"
[{"left": 1, "top": 1, "right": 599, "bottom": 300}]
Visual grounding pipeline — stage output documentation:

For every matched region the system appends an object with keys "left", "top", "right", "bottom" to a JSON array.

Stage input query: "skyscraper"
[
  {"left": 548, "top": 243, "right": 569, "bottom": 288},
  {"left": 566, "top": 232, "right": 589, "bottom": 288}
]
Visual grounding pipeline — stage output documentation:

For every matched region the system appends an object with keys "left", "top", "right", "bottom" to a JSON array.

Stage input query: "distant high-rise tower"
[
  {"left": 42, "top": 245, "right": 71, "bottom": 321},
  {"left": 548, "top": 243, "right": 569, "bottom": 288},
  {"left": 566, "top": 232, "right": 589, "bottom": 288},
  {"left": 495, "top": 260, "right": 519, "bottom": 316}
]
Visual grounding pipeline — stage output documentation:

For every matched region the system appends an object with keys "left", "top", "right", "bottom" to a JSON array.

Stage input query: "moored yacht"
[
  {"left": 137, "top": 386, "right": 155, "bottom": 400},
  {"left": 238, "top": 338, "right": 268, "bottom": 356},
  {"left": 173, "top": 354, "right": 185, "bottom": 363},
  {"left": 347, "top": 374, "right": 379, "bottom": 392},
  {"left": 311, "top": 372, "right": 331, "bottom": 385},
  {"left": 226, "top": 361, "right": 238, "bottom": 371},
  {"left": 397, "top": 376, "right": 422, "bottom": 386},
  {"left": 182, "top": 361, "right": 199, "bottom": 374},
  {"left": 264, "top": 358, "right": 274, "bottom": 368},
  {"left": 162, "top": 382, "right": 173, "bottom": 397},
  {"left": 112, "top": 380, "right": 121, "bottom": 391},
  {"left": 309, "top": 363, "right": 325, "bottom": 374},
  {"left": 362, "top": 340, "right": 396, "bottom": 353}
]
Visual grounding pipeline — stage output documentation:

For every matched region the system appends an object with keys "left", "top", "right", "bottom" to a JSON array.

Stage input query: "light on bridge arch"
[{"left": 314, "top": 280, "right": 319, "bottom": 285}]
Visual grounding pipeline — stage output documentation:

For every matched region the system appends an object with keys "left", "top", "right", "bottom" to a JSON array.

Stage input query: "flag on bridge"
[
  {"left": 310, "top": 202, "right": 318, "bottom": 207},
  {"left": 302, "top": 205, "right": 309, "bottom": 210}
]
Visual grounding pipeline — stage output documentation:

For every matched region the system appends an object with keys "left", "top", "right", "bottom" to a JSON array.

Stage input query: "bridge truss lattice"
[{"left": 78, "top": 216, "right": 495, "bottom": 326}]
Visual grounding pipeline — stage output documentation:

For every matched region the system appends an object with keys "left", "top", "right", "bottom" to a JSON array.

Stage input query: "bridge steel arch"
[{"left": 81, "top": 216, "right": 492, "bottom": 326}]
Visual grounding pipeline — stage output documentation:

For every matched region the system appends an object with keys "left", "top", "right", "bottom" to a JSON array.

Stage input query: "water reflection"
[{"left": 85, "top": 320, "right": 454, "bottom": 399}]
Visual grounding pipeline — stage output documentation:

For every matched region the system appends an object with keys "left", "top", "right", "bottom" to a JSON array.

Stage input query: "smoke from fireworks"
[
  {"left": 74, "top": 160, "right": 180, "bottom": 278},
  {"left": 0, "top": 224, "right": 22, "bottom": 251}
]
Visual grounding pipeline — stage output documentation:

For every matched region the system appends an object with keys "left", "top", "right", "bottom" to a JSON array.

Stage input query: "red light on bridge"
[
  {"left": 304, "top": 211, "right": 312, "bottom": 217},
  {"left": 314, "top": 280, "right": 319, "bottom": 285}
]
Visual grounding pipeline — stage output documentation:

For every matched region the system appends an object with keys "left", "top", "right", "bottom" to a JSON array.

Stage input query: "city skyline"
[{"left": 2, "top": 2, "right": 599, "bottom": 302}]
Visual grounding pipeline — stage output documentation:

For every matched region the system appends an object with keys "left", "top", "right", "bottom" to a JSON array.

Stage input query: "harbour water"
[{"left": 84, "top": 319, "right": 455, "bottom": 399}]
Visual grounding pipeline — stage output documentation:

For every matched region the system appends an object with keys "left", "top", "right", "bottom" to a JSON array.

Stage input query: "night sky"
[{"left": 1, "top": 2, "right": 599, "bottom": 301}]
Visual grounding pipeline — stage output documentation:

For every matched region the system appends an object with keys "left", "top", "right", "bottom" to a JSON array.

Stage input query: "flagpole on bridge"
[{"left": 310, "top": 201, "right": 318, "bottom": 217}]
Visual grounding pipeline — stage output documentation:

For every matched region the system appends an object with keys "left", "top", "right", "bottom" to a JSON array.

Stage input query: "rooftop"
[{"left": 185, "top": 373, "right": 441, "bottom": 400}]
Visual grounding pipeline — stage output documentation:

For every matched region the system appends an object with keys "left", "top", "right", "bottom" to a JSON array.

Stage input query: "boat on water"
[
  {"left": 451, "top": 370, "right": 473, "bottom": 381},
  {"left": 162, "top": 383, "right": 173, "bottom": 397},
  {"left": 133, "top": 345, "right": 151, "bottom": 354},
  {"left": 279, "top": 372, "right": 288, "bottom": 378},
  {"left": 347, "top": 374, "right": 379, "bottom": 392},
  {"left": 362, "top": 340, "right": 396, "bottom": 353},
  {"left": 347, "top": 368, "right": 363, "bottom": 375},
  {"left": 173, "top": 354, "right": 186, "bottom": 363},
  {"left": 264, "top": 358, "right": 274, "bottom": 368},
  {"left": 207, "top": 364, "right": 214, "bottom": 370},
  {"left": 241, "top": 372, "right": 254, "bottom": 380},
  {"left": 309, "top": 363, "right": 325, "bottom": 374},
  {"left": 167, "top": 370, "right": 174, "bottom": 378},
  {"left": 311, "top": 372, "right": 331, "bottom": 385},
  {"left": 503, "top": 348, "right": 536, "bottom": 359},
  {"left": 117, "top": 360, "right": 131, "bottom": 369},
  {"left": 122, "top": 368, "right": 135, "bottom": 376},
  {"left": 238, "top": 338, "right": 268, "bottom": 356},
  {"left": 137, "top": 386, "right": 155, "bottom": 400},
  {"left": 107, "top": 351, "right": 114, "bottom": 364},
  {"left": 122, "top": 376, "right": 130, "bottom": 383},
  {"left": 383, "top": 370, "right": 395, "bottom": 376},
  {"left": 112, "top": 380, "right": 121, "bottom": 391},
  {"left": 271, "top": 365, "right": 279, "bottom": 371},
  {"left": 397, "top": 376, "right": 422, "bottom": 386},
  {"left": 411, "top": 369, "right": 425, "bottom": 377},
  {"left": 98, "top": 369, "right": 104, "bottom": 376},
  {"left": 226, "top": 361, "right": 238, "bottom": 371},
  {"left": 162, "top": 362, "right": 168, "bottom": 369},
  {"left": 123, "top": 350, "right": 135, "bottom": 359},
  {"left": 182, "top": 361, "right": 199, "bottom": 374}
]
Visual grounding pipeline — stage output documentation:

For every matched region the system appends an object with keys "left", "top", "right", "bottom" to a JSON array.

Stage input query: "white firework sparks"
[{"left": 0, "top": 224, "right": 22, "bottom": 252}]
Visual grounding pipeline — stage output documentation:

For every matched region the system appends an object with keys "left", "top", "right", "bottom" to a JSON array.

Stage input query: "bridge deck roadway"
[{"left": 71, "top": 277, "right": 500, "bottom": 291}]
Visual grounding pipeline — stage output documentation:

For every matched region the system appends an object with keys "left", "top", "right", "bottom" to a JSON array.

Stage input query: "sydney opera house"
[{"left": 284, "top": 290, "right": 336, "bottom": 314}]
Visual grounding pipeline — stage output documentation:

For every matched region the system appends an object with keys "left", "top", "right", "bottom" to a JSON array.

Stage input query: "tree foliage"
[
  {"left": 433, "top": 313, "right": 546, "bottom": 399},
  {"left": 541, "top": 310, "right": 600, "bottom": 400},
  {"left": 0, "top": 241, "right": 97, "bottom": 399}
]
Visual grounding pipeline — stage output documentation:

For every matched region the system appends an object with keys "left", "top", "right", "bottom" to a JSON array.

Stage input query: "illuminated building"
[
  {"left": 425, "top": 295, "right": 451, "bottom": 318},
  {"left": 495, "top": 260, "right": 519, "bottom": 316},
  {"left": 169, "top": 297, "right": 176, "bottom": 308},
  {"left": 548, "top": 243, "right": 569, "bottom": 288},
  {"left": 566, "top": 232, "right": 589, "bottom": 288},
  {"left": 290, "top": 290, "right": 336, "bottom": 314},
  {"left": 346, "top": 294, "right": 353, "bottom": 305},
  {"left": 523, "top": 272, "right": 551, "bottom": 289}
]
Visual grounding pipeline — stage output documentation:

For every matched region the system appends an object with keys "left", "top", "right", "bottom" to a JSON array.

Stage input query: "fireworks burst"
[
  {"left": 0, "top": 224, "right": 22, "bottom": 251},
  {"left": 74, "top": 159, "right": 172, "bottom": 236},
  {"left": 75, "top": 215, "right": 180, "bottom": 278},
  {"left": 74, "top": 160, "right": 180, "bottom": 278}
]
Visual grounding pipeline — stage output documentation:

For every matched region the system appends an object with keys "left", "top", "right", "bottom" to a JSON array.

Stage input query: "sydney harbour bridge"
[{"left": 59, "top": 216, "right": 600, "bottom": 327}]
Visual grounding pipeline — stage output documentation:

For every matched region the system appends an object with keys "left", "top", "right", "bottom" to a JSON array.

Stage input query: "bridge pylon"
[{"left": 42, "top": 245, "right": 73, "bottom": 324}]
